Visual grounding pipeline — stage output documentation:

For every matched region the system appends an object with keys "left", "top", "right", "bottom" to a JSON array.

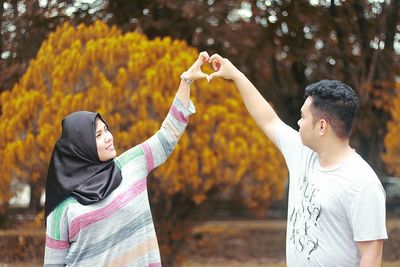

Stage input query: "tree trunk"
[
  {"left": 0, "top": 202, "right": 10, "bottom": 229},
  {"left": 0, "top": 1, "right": 3, "bottom": 56},
  {"left": 28, "top": 181, "right": 42, "bottom": 214}
]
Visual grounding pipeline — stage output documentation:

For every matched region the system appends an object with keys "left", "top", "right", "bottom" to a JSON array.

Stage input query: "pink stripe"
[
  {"left": 46, "top": 235, "right": 70, "bottom": 250},
  {"left": 69, "top": 178, "right": 147, "bottom": 240},
  {"left": 170, "top": 105, "right": 188, "bottom": 123},
  {"left": 141, "top": 143, "right": 154, "bottom": 172},
  {"left": 148, "top": 263, "right": 162, "bottom": 267}
]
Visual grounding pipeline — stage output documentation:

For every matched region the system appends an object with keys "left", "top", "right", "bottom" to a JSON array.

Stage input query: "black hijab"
[{"left": 44, "top": 111, "right": 122, "bottom": 218}]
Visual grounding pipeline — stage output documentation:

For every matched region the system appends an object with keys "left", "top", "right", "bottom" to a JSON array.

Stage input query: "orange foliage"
[
  {"left": 0, "top": 21, "right": 286, "bottom": 209},
  {"left": 0, "top": 21, "right": 286, "bottom": 262},
  {"left": 383, "top": 82, "right": 400, "bottom": 175}
]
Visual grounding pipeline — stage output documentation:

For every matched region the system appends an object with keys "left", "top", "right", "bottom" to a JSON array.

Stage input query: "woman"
[{"left": 44, "top": 52, "right": 210, "bottom": 266}]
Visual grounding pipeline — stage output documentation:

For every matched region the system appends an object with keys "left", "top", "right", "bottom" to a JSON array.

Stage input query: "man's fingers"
[
  {"left": 209, "top": 54, "right": 222, "bottom": 62},
  {"left": 212, "top": 60, "right": 221, "bottom": 71},
  {"left": 210, "top": 54, "right": 223, "bottom": 71}
]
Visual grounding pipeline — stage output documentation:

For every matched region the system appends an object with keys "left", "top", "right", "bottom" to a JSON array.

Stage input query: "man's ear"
[{"left": 318, "top": 119, "right": 327, "bottom": 136}]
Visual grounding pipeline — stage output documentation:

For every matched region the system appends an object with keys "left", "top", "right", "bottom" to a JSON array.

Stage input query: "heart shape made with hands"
[
  {"left": 196, "top": 57, "right": 222, "bottom": 82},
  {"left": 185, "top": 51, "right": 225, "bottom": 82}
]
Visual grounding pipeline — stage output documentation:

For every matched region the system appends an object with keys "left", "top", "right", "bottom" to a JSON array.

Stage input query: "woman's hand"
[{"left": 183, "top": 51, "right": 210, "bottom": 81}]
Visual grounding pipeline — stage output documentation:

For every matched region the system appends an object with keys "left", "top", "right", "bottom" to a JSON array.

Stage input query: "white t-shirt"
[{"left": 276, "top": 123, "right": 387, "bottom": 267}]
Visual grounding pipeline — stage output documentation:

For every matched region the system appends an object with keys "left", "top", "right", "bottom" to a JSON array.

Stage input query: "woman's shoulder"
[
  {"left": 115, "top": 145, "right": 145, "bottom": 170},
  {"left": 53, "top": 196, "right": 78, "bottom": 213},
  {"left": 47, "top": 196, "right": 78, "bottom": 225}
]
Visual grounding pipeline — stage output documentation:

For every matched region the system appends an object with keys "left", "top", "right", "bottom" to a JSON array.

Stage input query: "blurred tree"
[
  {"left": 0, "top": 21, "right": 286, "bottom": 265},
  {"left": 192, "top": 0, "right": 399, "bottom": 174},
  {"left": 382, "top": 82, "right": 400, "bottom": 175},
  {"left": 0, "top": 0, "right": 100, "bottom": 92},
  {"left": 2, "top": 1, "right": 398, "bottom": 173}
]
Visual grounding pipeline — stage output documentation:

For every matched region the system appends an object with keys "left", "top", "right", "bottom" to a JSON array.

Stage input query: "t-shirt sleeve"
[
  {"left": 351, "top": 181, "right": 388, "bottom": 241},
  {"left": 44, "top": 200, "right": 72, "bottom": 266},
  {"left": 275, "top": 122, "right": 305, "bottom": 169}
]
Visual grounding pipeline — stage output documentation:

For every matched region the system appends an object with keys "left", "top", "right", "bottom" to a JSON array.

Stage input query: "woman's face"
[{"left": 95, "top": 118, "right": 116, "bottom": 161}]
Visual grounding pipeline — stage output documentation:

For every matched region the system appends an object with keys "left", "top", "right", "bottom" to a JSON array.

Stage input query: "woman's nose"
[{"left": 105, "top": 132, "right": 112, "bottom": 142}]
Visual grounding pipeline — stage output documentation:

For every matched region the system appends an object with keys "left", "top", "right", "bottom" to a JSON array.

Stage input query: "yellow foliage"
[
  {"left": 383, "top": 83, "right": 400, "bottom": 175},
  {"left": 0, "top": 21, "right": 286, "bottom": 213}
]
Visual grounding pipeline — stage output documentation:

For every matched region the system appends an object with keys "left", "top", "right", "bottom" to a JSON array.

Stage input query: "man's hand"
[{"left": 207, "top": 54, "right": 242, "bottom": 81}]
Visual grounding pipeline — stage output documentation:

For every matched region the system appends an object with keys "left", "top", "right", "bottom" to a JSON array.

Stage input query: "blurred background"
[{"left": 0, "top": 0, "right": 399, "bottom": 266}]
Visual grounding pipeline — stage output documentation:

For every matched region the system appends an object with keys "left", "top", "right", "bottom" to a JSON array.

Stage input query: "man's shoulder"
[
  {"left": 349, "top": 153, "right": 377, "bottom": 174},
  {"left": 275, "top": 122, "right": 308, "bottom": 152},
  {"left": 342, "top": 152, "right": 380, "bottom": 185}
]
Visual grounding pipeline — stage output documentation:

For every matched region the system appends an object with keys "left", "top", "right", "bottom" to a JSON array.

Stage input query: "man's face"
[
  {"left": 297, "top": 97, "right": 319, "bottom": 148},
  {"left": 95, "top": 118, "right": 116, "bottom": 161}
]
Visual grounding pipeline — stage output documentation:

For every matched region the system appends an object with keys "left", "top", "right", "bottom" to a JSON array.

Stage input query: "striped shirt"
[{"left": 44, "top": 97, "right": 195, "bottom": 266}]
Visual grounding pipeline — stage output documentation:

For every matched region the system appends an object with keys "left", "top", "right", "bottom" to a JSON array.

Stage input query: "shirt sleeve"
[
  {"left": 44, "top": 201, "right": 72, "bottom": 266},
  {"left": 275, "top": 122, "right": 306, "bottom": 170},
  {"left": 351, "top": 181, "right": 388, "bottom": 241},
  {"left": 140, "top": 96, "right": 196, "bottom": 173}
]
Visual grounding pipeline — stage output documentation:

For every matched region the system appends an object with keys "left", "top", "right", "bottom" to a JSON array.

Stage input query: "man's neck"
[{"left": 317, "top": 139, "right": 354, "bottom": 169}]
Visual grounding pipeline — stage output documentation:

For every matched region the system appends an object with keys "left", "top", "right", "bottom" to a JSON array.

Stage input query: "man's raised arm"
[{"left": 208, "top": 54, "right": 282, "bottom": 145}]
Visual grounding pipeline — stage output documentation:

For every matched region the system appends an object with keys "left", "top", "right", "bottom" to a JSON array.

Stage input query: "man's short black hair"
[{"left": 305, "top": 80, "right": 359, "bottom": 139}]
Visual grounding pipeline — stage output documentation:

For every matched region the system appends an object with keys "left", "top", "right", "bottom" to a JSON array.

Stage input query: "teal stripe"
[
  {"left": 115, "top": 146, "right": 144, "bottom": 169},
  {"left": 51, "top": 197, "right": 77, "bottom": 239},
  {"left": 156, "top": 131, "right": 174, "bottom": 155}
]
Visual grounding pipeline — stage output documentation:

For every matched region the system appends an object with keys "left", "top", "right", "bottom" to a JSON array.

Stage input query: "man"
[{"left": 207, "top": 54, "right": 387, "bottom": 267}]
